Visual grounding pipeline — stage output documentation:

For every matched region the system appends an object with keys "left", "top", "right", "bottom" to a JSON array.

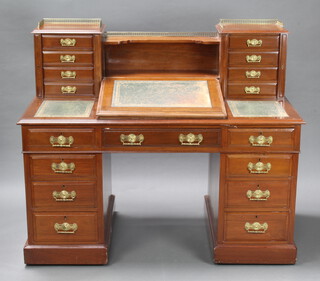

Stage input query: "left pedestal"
[{"left": 22, "top": 148, "right": 114, "bottom": 265}]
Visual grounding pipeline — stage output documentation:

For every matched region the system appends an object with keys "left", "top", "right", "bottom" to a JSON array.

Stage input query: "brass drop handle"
[
  {"left": 179, "top": 133, "right": 203, "bottom": 146},
  {"left": 247, "top": 39, "right": 262, "bottom": 47},
  {"left": 249, "top": 135, "right": 273, "bottom": 146},
  {"left": 120, "top": 134, "right": 144, "bottom": 146},
  {"left": 54, "top": 222, "right": 78, "bottom": 234},
  {"left": 61, "top": 71, "right": 76, "bottom": 79},
  {"left": 244, "top": 86, "right": 260, "bottom": 94},
  {"left": 246, "top": 70, "right": 261, "bottom": 78},
  {"left": 51, "top": 161, "right": 75, "bottom": 174},
  {"left": 60, "top": 38, "right": 76, "bottom": 47},
  {"left": 246, "top": 189, "right": 270, "bottom": 201},
  {"left": 246, "top": 55, "right": 261, "bottom": 63},
  {"left": 247, "top": 161, "right": 271, "bottom": 174},
  {"left": 60, "top": 55, "right": 76, "bottom": 63},
  {"left": 61, "top": 86, "right": 77, "bottom": 94},
  {"left": 245, "top": 222, "right": 268, "bottom": 233},
  {"left": 50, "top": 135, "right": 74, "bottom": 147},
  {"left": 53, "top": 190, "right": 77, "bottom": 202}
]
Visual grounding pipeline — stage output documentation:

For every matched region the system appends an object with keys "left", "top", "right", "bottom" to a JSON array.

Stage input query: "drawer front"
[
  {"left": 225, "top": 180, "right": 291, "bottom": 208},
  {"left": 226, "top": 154, "right": 293, "bottom": 178},
  {"left": 29, "top": 154, "right": 98, "bottom": 179},
  {"left": 32, "top": 212, "right": 99, "bottom": 243},
  {"left": 227, "top": 83, "right": 277, "bottom": 98},
  {"left": 103, "top": 128, "right": 221, "bottom": 149},
  {"left": 229, "top": 35, "right": 279, "bottom": 49},
  {"left": 226, "top": 128, "right": 296, "bottom": 150},
  {"left": 42, "top": 51, "right": 93, "bottom": 66},
  {"left": 43, "top": 68, "right": 93, "bottom": 82},
  {"left": 228, "top": 52, "right": 279, "bottom": 66},
  {"left": 42, "top": 35, "right": 93, "bottom": 50},
  {"left": 44, "top": 83, "right": 94, "bottom": 97},
  {"left": 224, "top": 212, "right": 289, "bottom": 242},
  {"left": 24, "top": 128, "right": 98, "bottom": 151},
  {"left": 228, "top": 68, "right": 278, "bottom": 82},
  {"left": 31, "top": 182, "right": 97, "bottom": 209}
]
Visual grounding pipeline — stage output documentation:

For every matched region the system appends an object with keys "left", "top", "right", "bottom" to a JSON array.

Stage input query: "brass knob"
[
  {"left": 179, "top": 133, "right": 203, "bottom": 146},
  {"left": 120, "top": 134, "right": 144, "bottom": 146},
  {"left": 60, "top": 55, "right": 75, "bottom": 63},
  {"left": 246, "top": 189, "right": 270, "bottom": 201},
  {"left": 61, "top": 71, "right": 76, "bottom": 79},
  {"left": 247, "top": 161, "right": 271, "bottom": 174},
  {"left": 51, "top": 161, "right": 75, "bottom": 174},
  {"left": 52, "top": 190, "right": 77, "bottom": 201},
  {"left": 247, "top": 39, "right": 262, "bottom": 47},
  {"left": 50, "top": 135, "right": 74, "bottom": 147},
  {"left": 249, "top": 135, "right": 273, "bottom": 146},
  {"left": 61, "top": 86, "right": 77, "bottom": 94},
  {"left": 54, "top": 222, "right": 78, "bottom": 234},
  {"left": 245, "top": 222, "right": 268, "bottom": 233},
  {"left": 244, "top": 86, "right": 260, "bottom": 94},
  {"left": 246, "top": 55, "right": 261, "bottom": 63},
  {"left": 246, "top": 70, "right": 261, "bottom": 79},
  {"left": 60, "top": 38, "right": 76, "bottom": 47}
]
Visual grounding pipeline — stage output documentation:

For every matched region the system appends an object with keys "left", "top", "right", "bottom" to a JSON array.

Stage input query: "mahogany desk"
[{"left": 18, "top": 18, "right": 304, "bottom": 265}]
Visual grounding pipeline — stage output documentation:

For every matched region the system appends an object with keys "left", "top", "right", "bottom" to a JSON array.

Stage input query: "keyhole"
[
  {"left": 255, "top": 215, "right": 258, "bottom": 219},
  {"left": 64, "top": 216, "right": 67, "bottom": 220}
]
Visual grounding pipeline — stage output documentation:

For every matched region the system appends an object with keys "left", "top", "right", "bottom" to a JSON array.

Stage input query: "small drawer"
[
  {"left": 43, "top": 68, "right": 94, "bottom": 82},
  {"left": 42, "top": 35, "right": 93, "bottom": 50},
  {"left": 225, "top": 180, "right": 291, "bottom": 208},
  {"left": 229, "top": 35, "right": 279, "bottom": 49},
  {"left": 29, "top": 154, "right": 98, "bottom": 180},
  {"left": 224, "top": 212, "right": 289, "bottom": 242},
  {"left": 23, "top": 127, "right": 98, "bottom": 151},
  {"left": 228, "top": 68, "right": 278, "bottom": 82},
  {"left": 42, "top": 51, "right": 93, "bottom": 66},
  {"left": 31, "top": 182, "right": 97, "bottom": 209},
  {"left": 227, "top": 83, "right": 277, "bottom": 98},
  {"left": 103, "top": 128, "right": 221, "bottom": 150},
  {"left": 228, "top": 52, "right": 278, "bottom": 66},
  {"left": 32, "top": 212, "right": 99, "bottom": 244},
  {"left": 44, "top": 83, "right": 94, "bottom": 97},
  {"left": 225, "top": 154, "right": 293, "bottom": 178},
  {"left": 226, "top": 128, "right": 296, "bottom": 150}
]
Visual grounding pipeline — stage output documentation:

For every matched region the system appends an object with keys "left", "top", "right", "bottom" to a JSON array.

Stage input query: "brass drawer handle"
[
  {"left": 246, "top": 70, "right": 261, "bottom": 78},
  {"left": 244, "top": 86, "right": 260, "bottom": 94},
  {"left": 179, "top": 133, "right": 203, "bottom": 146},
  {"left": 51, "top": 161, "right": 75, "bottom": 174},
  {"left": 60, "top": 38, "right": 76, "bottom": 47},
  {"left": 61, "top": 71, "right": 76, "bottom": 79},
  {"left": 249, "top": 135, "right": 273, "bottom": 146},
  {"left": 120, "top": 134, "right": 144, "bottom": 146},
  {"left": 54, "top": 222, "right": 78, "bottom": 234},
  {"left": 246, "top": 189, "right": 270, "bottom": 201},
  {"left": 247, "top": 161, "right": 271, "bottom": 174},
  {"left": 247, "top": 39, "right": 262, "bottom": 47},
  {"left": 60, "top": 55, "right": 75, "bottom": 63},
  {"left": 53, "top": 190, "right": 77, "bottom": 202},
  {"left": 245, "top": 222, "right": 268, "bottom": 233},
  {"left": 50, "top": 135, "right": 74, "bottom": 147},
  {"left": 61, "top": 86, "right": 77, "bottom": 94},
  {"left": 246, "top": 55, "right": 261, "bottom": 63}
]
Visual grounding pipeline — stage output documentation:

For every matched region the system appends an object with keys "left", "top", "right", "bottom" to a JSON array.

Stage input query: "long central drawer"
[{"left": 103, "top": 128, "right": 221, "bottom": 150}]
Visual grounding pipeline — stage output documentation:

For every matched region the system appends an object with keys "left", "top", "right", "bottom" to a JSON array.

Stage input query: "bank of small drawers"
[
  {"left": 227, "top": 34, "right": 280, "bottom": 99},
  {"left": 41, "top": 35, "right": 95, "bottom": 98}
]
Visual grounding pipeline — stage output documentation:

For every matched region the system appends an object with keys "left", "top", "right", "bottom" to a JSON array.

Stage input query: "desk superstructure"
[{"left": 18, "top": 18, "right": 304, "bottom": 265}]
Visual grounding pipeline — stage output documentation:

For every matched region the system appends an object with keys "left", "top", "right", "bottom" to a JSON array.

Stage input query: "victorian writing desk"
[{"left": 18, "top": 18, "right": 304, "bottom": 265}]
